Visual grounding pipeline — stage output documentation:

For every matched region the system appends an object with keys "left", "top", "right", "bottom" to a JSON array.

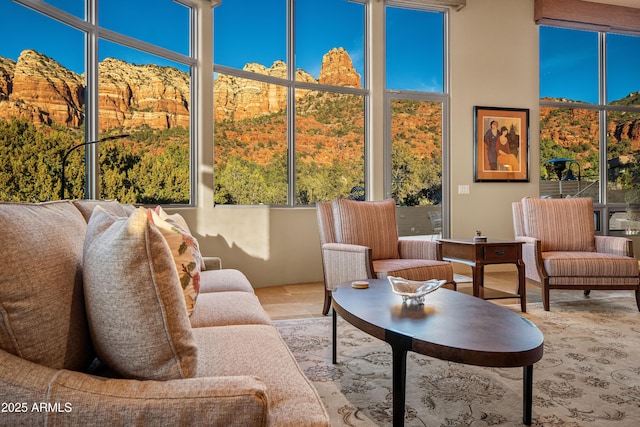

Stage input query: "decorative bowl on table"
[{"left": 388, "top": 276, "right": 447, "bottom": 304}]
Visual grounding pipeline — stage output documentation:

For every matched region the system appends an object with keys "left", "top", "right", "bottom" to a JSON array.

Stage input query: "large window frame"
[
  {"left": 212, "top": 0, "right": 369, "bottom": 207},
  {"left": 539, "top": 26, "right": 640, "bottom": 235},
  {"left": 383, "top": 1, "right": 451, "bottom": 237},
  {"left": 10, "top": 0, "right": 198, "bottom": 205}
]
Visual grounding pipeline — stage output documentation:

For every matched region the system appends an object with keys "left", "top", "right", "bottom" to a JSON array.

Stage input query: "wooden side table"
[{"left": 438, "top": 238, "right": 526, "bottom": 312}]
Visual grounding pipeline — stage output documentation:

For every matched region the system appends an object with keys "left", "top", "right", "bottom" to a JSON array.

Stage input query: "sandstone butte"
[
  {"left": 1, "top": 47, "right": 639, "bottom": 167},
  {"left": 0, "top": 47, "right": 362, "bottom": 131}
]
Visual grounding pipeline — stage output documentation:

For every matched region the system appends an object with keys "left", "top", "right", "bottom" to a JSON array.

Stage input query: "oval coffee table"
[{"left": 331, "top": 279, "right": 544, "bottom": 427}]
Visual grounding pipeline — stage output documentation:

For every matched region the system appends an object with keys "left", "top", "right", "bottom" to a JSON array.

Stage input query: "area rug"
[{"left": 275, "top": 295, "right": 640, "bottom": 427}]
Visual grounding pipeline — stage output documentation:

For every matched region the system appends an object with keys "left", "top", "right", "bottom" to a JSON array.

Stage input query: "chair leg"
[
  {"left": 322, "top": 289, "right": 332, "bottom": 316},
  {"left": 583, "top": 290, "right": 591, "bottom": 297},
  {"left": 543, "top": 286, "right": 550, "bottom": 311},
  {"left": 635, "top": 287, "right": 640, "bottom": 312}
]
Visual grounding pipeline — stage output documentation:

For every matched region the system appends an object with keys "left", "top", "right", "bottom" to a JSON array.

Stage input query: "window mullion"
[
  {"left": 85, "top": 0, "right": 99, "bottom": 199},
  {"left": 598, "top": 32, "right": 606, "bottom": 207},
  {"left": 288, "top": 0, "right": 296, "bottom": 206}
]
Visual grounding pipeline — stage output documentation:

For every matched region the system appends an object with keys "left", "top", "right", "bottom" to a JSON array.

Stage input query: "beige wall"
[
  {"left": 170, "top": 0, "right": 539, "bottom": 288},
  {"left": 449, "top": 0, "right": 539, "bottom": 241}
]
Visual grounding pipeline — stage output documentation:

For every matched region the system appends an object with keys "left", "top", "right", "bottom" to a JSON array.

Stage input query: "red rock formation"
[
  {"left": 98, "top": 58, "right": 190, "bottom": 130},
  {"left": 0, "top": 47, "right": 364, "bottom": 129},
  {"left": 0, "top": 57, "right": 13, "bottom": 100},
  {"left": 214, "top": 60, "right": 316, "bottom": 122},
  {"left": 213, "top": 48, "right": 361, "bottom": 122},
  {"left": 8, "top": 49, "right": 84, "bottom": 126},
  {"left": 0, "top": 50, "right": 191, "bottom": 131},
  {"left": 318, "top": 48, "right": 361, "bottom": 88}
]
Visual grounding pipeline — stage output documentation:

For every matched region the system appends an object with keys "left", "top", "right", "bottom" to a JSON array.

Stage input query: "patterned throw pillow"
[
  {"left": 148, "top": 209, "right": 201, "bottom": 315},
  {"left": 154, "top": 205, "right": 191, "bottom": 233},
  {"left": 154, "top": 206, "right": 206, "bottom": 271}
]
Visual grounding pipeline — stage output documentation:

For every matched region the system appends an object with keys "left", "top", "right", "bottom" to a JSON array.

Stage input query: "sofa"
[{"left": 0, "top": 200, "right": 329, "bottom": 426}]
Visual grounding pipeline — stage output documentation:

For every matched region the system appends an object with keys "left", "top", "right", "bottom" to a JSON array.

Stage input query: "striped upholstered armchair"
[
  {"left": 316, "top": 198, "right": 455, "bottom": 315},
  {"left": 512, "top": 197, "right": 640, "bottom": 311}
]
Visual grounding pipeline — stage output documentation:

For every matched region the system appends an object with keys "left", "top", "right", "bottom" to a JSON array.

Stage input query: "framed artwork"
[{"left": 474, "top": 106, "right": 529, "bottom": 182}]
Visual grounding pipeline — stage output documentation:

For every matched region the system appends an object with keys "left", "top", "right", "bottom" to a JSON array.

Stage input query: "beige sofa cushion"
[
  {"left": 0, "top": 201, "right": 93, "bottom": 371},
  {"left": 200, "top": 269, "right": 254, "bottom": 293},
  {"left": 522, "top": 197, "right": 596, "bottom": 252},
  {"left": 193, "top": 325, "right": 330, "bottom": 427},
  {"left": 190, "top": 292, "right": 272, "bottom": 327},
  {"left": 332, "top": 198, "right": 400, "bottom": 260},
  {"left": 83, "top": 207, "right": 197, "bottom": 380}
]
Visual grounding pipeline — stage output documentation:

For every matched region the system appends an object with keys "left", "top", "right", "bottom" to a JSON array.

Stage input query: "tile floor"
[{"left": 254, "top": 271, "right": 549, "bottom": 320}]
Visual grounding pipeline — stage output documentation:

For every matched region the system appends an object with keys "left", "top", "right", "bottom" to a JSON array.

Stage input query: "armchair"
[
  {"left": 317, "top": 198, "right": 455, "bottom": 315},
  {"left": 512, "top": 197, "right": 640, "bottom": 311}
]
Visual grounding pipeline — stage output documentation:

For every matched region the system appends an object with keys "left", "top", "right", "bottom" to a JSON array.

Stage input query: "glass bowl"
[{"left": 388, "top": 276, "right": 447, "bottom": 304}]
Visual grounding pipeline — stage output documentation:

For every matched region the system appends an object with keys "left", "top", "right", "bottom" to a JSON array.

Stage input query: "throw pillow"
[
  {"left": 154, "top": 205, "right": 192, "bottom": 233},
  {"left": 148, "top": 208, "right": 202, "bottom": 316},
  {"left": 72, "top": 199, "right": 128, "bottom": 222},
  {"left": 83, "top": 207, "right": 197, "bottom": 380},
  {"left": 154, "top": 206, "right": 206, "bottom": 271}
]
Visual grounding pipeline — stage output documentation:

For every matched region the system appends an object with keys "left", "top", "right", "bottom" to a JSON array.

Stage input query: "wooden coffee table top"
[{"left": 332, "top": 279, "right": 543, "bottom": 368}]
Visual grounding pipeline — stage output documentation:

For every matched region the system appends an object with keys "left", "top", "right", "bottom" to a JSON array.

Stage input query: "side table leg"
[
  {"left": 517, "top": 258, "right": 527, "bottom": 312},
  {"left": 332, "top": 309, "right": 337, "bottom": 364},
  {"left": 471, "top": 265, "right": 484, "bottom": 298},
  {"left": 523, "top": 365, "right": 533, "bottom": 425}
]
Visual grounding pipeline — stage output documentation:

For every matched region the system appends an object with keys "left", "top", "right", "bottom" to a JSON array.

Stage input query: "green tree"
[{"left": 391, "top": 142, "right": 440, "bottom": 206}]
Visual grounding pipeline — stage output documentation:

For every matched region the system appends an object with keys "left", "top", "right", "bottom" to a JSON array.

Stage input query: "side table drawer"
[{"left": 483, "top": 245, "right": 518, "bottom": 262}]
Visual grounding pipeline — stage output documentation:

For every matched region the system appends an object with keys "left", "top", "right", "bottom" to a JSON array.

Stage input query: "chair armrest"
[
  {"left": 514, "top": 235, "right": 538, "bottom": 245},
  {"left": 321, "top": 243, "right": 373, "bottom": 290},
  {"left": 398, "top": 238, "right": 439, "bottom": 260},
  {"left": 1, "top": 349, "right": 268, "bottom": 426},
  {"left": 203, "top": 256, "right": 222, "bottom": 270},
  {"left": 595, "top": 235, "right": 634, "bottom": 257},
  {"left": 515, "top": 236, "right": 546, "bottom": 283}
]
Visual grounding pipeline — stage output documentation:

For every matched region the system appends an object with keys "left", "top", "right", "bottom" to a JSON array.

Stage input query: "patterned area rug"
[{"left": 275, "top": 295, "right": 640, "bottom": 427}]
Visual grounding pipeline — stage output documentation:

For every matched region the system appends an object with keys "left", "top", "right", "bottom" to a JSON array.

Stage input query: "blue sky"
[
  {"left": 213, "top": 1, "right": 444, "bottom": 91},
  {"left": 540, "top": 26, "right": 640, "bottom": 103},
  {"left": 1, "top": 0, "right": 638, "bottom": 101},
  {"left": 213, "top": 0, "right": 367, "bottom": 85},
  {"left": 0, "top": 0, "right": 190, "bottom": 73}
]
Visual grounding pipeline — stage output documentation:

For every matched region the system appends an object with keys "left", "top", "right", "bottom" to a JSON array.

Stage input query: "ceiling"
[{"left": 585, "top": 0, "right": 640, "bottom": 8}]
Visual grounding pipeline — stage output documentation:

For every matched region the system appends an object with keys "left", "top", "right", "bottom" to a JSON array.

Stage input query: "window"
[
  {"left": 0, "top": 1, "right": 84, "bottom": 202},
  {"left": 0, "top": 0, "right": 195, "bottom": 204},
  {"left": 213, "top": 0, "right": 366, "bottom": 206},
  {"left": 539, "top": 26, "right": 640, "bottom": 233},
  {"left": 386, "top": 5, "right": 444, "bottom": 92},
  {"left": 385, "top": 3, "right": 448, "bottom": 238}
]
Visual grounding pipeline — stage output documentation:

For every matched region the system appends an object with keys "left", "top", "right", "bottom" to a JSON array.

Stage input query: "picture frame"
[{"left": 474, "top": 106, "right": 529, "bottom": 182}]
